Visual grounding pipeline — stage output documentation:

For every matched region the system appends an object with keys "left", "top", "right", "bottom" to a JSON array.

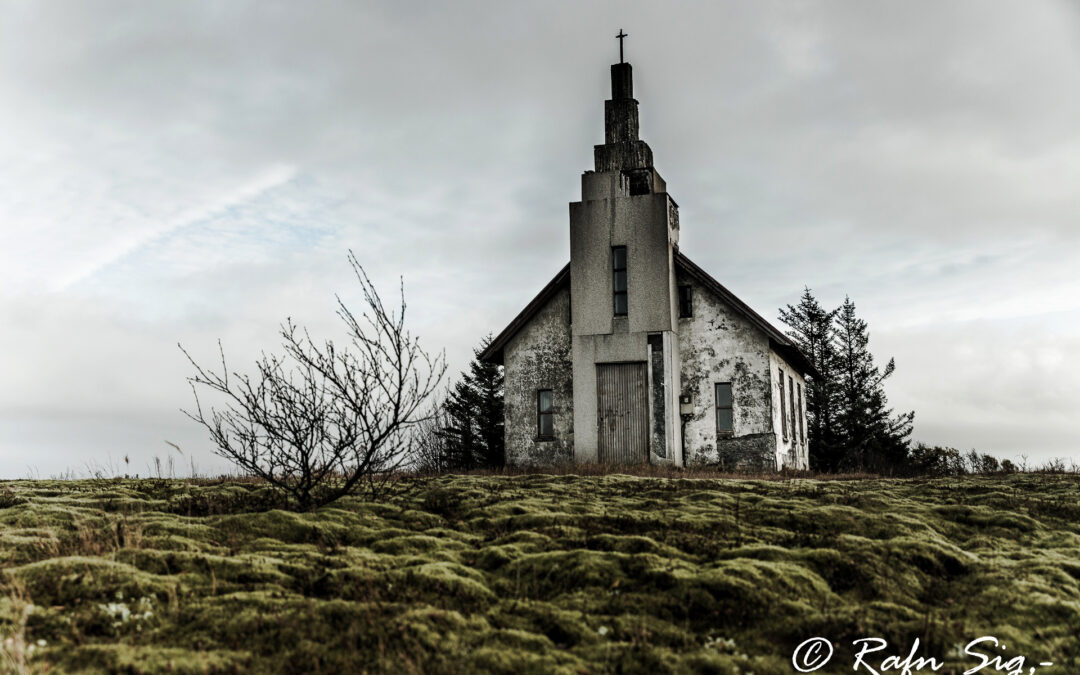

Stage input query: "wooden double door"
[{"left": 597, "top": 362, "right": 648, "bottom": 464}]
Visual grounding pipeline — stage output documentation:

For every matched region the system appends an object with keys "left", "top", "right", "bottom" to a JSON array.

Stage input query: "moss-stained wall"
[
  {"left": 503, "top": 287, "right": 574, "bottom": 466},
  {"left": 676, "top": 272, "right": 776, "bottom": 470}
]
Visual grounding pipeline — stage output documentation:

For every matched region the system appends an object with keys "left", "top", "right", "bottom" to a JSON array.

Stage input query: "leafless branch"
[{"left": 179, "top": 251, "right": 445, "bottom": 510}]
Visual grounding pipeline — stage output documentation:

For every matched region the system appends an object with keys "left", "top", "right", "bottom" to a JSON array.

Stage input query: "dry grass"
[{"left": 0, "top": 579, "right": 34, "bottom": 675}]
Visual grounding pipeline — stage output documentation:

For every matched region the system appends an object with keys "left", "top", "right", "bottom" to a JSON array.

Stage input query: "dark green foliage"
[
  {"left": 833, "top": 297, "right": 914, "bottom": 471},
  {"left": 907, "top": 443, "right": 968, "bottom": 476},
  {"left": 907, "top": 444, "right": 1014, "bottom": 477},
  {"left": 779, "top": 288, "right": 841, "bottom": 470},
  {"left": 780, "top": 291, "right": 913, "bottom": 472},
  {"left": 437, "top": 335, "right": 505, "bottom": 471}
]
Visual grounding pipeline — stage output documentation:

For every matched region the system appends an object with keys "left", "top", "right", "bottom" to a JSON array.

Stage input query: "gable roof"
[
  {"left": 479, "top": 263, "right": 570, "bottom": 366},
  {"left": 673, "top": 252, "right": 816, "bottom": 377},
  {"left": 478, "top": 254, "right": 815, "bottom": 377}
]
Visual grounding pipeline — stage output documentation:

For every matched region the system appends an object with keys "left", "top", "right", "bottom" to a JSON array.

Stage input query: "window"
[
  {"left": 797, "top": 382, "right": 804, "bottom": 445},
  {"left": 612, "top": 246, "right": 627, "bottom": 316},
  {"left": 678, "top": 285, "right": 692, "bottom": 318},
  {"left": 537, "top": 390, "right": 554, "bottom": 439},
  {"left": 788, "top": 375, "right": 796, "bottom": 446},
  {"left": 715, "top": 383, "right": 733, "bottom": 434},
  {"left": 778, "top": 370, "right": 788, "bottom": 441}
]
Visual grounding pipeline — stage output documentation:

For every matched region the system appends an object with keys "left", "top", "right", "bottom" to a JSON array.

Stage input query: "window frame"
[
  {"left": 678, "top": 284, "right": 693, "bottom": 318},
  {"left": 788, "top": 375, "right": 796, "bottom": 446},
  {"left": 715, "top": 382, "right": 734, "bottom": 436},
  {"left": 778, "top": 370, "right": 788, "bottom": 442},
  {"left": 537, "top": 389, "right": 554, "bottom": 441},
  {"left": 612, "top": 246, "right": 628, "bottom": 317},
  {"left": 796, "top": 382, "right": 804, "bottom": 445}
]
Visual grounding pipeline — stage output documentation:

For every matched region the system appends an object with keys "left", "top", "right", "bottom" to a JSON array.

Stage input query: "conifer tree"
[
  {"left": 779, "top": 288, "right": 841, "bottom": 470},
  {"left": 832, "top": 297, "right": 913, "bottom": 471},
  {"left": 440, "top": 378, "right": 478, "bottom": 470},
  {"left": 470, "top": 339, "right": 506, "bottom": 469},
  {"left": 438, "top": 335, "right": 505, "bottom": 470}
]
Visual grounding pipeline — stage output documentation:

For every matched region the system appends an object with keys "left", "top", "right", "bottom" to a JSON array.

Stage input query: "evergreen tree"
[
  {"left": 832, "top": 297, "right": 913, "bottom": 471},
  {"left": 438, "top": 335, "right": 504, "bottom": 470},
  {"left": 440, "top": 379, "right": 478, "bottom": 470},
  {"left": 778, "top": 288, "right": 841, "bottom": 471},
  {"left": 470, "top": 339, "right": 506, "bottom": 469}
]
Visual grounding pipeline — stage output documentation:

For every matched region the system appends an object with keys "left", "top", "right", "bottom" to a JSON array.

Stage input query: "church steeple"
[
  {"left": 593, "top": 32, "right": 658, "bottom": 189},
  {"left": 595, "top": 61, "right": 654, "bottom": 173}
]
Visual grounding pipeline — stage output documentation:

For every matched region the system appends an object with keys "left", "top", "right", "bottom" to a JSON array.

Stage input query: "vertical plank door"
[{"left": 597, "top": 362, "right": 648, "bottom": 464}]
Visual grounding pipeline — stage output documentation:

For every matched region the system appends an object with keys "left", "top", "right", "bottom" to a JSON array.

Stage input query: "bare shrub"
[
  {"left": 180, "top": 252, "right": 445, "bottom": 510},
  {"left": 409, "top": 396, "right": 454, "bottom": 475}
]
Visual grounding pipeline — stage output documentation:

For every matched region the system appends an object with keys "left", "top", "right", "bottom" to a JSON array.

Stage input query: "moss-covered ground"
[{"left": 0, "top": 474, "right": 1077, "bottom": 673}]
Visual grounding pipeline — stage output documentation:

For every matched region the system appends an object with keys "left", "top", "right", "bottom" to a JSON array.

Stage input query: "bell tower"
[{"left": 568, "top": 38, "right": 683, "bottom": 466}]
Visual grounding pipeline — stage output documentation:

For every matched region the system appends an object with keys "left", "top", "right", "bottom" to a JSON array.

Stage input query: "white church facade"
[{"left": 479, "top": 56, "right": 813, "bottom": 471}]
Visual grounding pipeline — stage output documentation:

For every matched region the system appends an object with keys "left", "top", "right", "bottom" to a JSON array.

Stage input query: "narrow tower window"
[
  {"left": 715, "top": 383, "right": 733, "bottom": 435},
  {"left": 789, "top": 375, "right": 796, "bottom": 446},
  {"left": 797, "top": 382, "right": 804, "bottom": 445},
  {"left": 678, "top": 285, "right": 693, "bottom": 318},
  {"left": 612, "top": 246, "right": 628, "bottom": 316},
  {"left": 537, "top": 390, "right": 554, "bottom": 440},
  {"left": 778, "top": 370, "right": 788, "bottom": 441}
]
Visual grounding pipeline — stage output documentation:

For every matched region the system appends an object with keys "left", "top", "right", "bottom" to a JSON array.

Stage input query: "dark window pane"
[
  {"left": 778, "top": 372, "right": 787, "bottom": 440},
  {"left": 717, "top": 408, "right": 733, "bottom": 432},
  {"left": 539, "top": 413, "right": 553, "bottom": 437},
  {"left": 788, "top": 376, "right": 795, "bottom": 439},
  {"left": 612, "top": 246, "right": 627, "bottom": 270},
  {"left": 614, "top": 292, "right": 627, "bottom": 316},
  {"left": 715, "top": 383, "right": 732, "bottom": 407},
  {"left": 539, "top": 390, "right": 553, "bottom": 413},
  {"left": 678, "top": 285, "right": 692, "bottom": 317},
  {"left": 613, "top": 269, "right": 627, "bottom": 292}
]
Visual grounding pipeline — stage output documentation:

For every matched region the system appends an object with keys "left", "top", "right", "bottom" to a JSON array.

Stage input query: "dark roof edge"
[
  {"left": 478, "top": 263, "right": 571, "bottom": 365},
  {"left": 478, "top": 254, "right": 817, "bottom": 378},
  {"left": 675, "top": 252, "right": 818, "bottom": 378}
]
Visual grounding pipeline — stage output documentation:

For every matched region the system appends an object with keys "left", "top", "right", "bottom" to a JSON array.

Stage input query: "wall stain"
[{"left": 503, "top": 288, "right": 574, "bottom": 467}]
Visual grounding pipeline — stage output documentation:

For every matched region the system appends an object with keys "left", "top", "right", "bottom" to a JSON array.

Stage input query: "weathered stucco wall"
[
  {"left": 503, "top": 286, "right": 574, "bottom": 467},
  {"left": 769, "top": 352, "right": 809, "bottom": 470},
  {"left": 676, "top": 272, "right": 776, "bottom": 470}
]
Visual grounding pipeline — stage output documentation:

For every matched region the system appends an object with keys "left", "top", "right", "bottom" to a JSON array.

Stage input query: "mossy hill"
[{"left": 1, "top": 474, "right": 1078, "bottom": 673}]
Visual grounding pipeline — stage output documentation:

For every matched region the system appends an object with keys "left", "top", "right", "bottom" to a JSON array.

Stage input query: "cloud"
[
  {"left": 58, "top": 163, "right": 299, "bottom": 291},
  {"left": 1, "top": 1, "right": 1078, "bottom": 475}
]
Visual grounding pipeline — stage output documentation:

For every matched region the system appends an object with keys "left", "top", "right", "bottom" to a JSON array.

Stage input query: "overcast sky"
[{"left": 2, "top": 1, "right": 1078, "bottom": 478}]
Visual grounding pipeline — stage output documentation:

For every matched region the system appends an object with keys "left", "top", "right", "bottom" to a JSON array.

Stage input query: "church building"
[{"left": 479, "top": 49, "right": 814, "bottom": 471}]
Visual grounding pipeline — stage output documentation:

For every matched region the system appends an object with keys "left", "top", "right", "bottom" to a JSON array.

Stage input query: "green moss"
[
  {"left": 4, "top": 557, "right": 175, "bottom": 606},
  {"left": 502, "top": 550, "right": 625, "bottom": 598},
  {"left": 371, "top": 534, "right": 468, "bottom": 557},
  {"left": 49, "top": 644, "right": 250, "bottom": 673},
  {"left": 387, "top": 562, "right": 495, "bottom": 608},
  {"left": 465, "top": 645, "right": 584, "bottom": 674},
  {"left": 2, "top": 474, "right": 1078, "bottom": 673}
]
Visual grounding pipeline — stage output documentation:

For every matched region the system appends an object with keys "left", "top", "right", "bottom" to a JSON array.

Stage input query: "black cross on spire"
[{"left": 616, "top": 29, "right": 628, "bottom": 63}]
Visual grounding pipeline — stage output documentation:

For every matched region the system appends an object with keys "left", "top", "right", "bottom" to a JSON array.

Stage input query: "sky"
[{"left": 1, "top": 1, "right": 1078, "bottom": 478}]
